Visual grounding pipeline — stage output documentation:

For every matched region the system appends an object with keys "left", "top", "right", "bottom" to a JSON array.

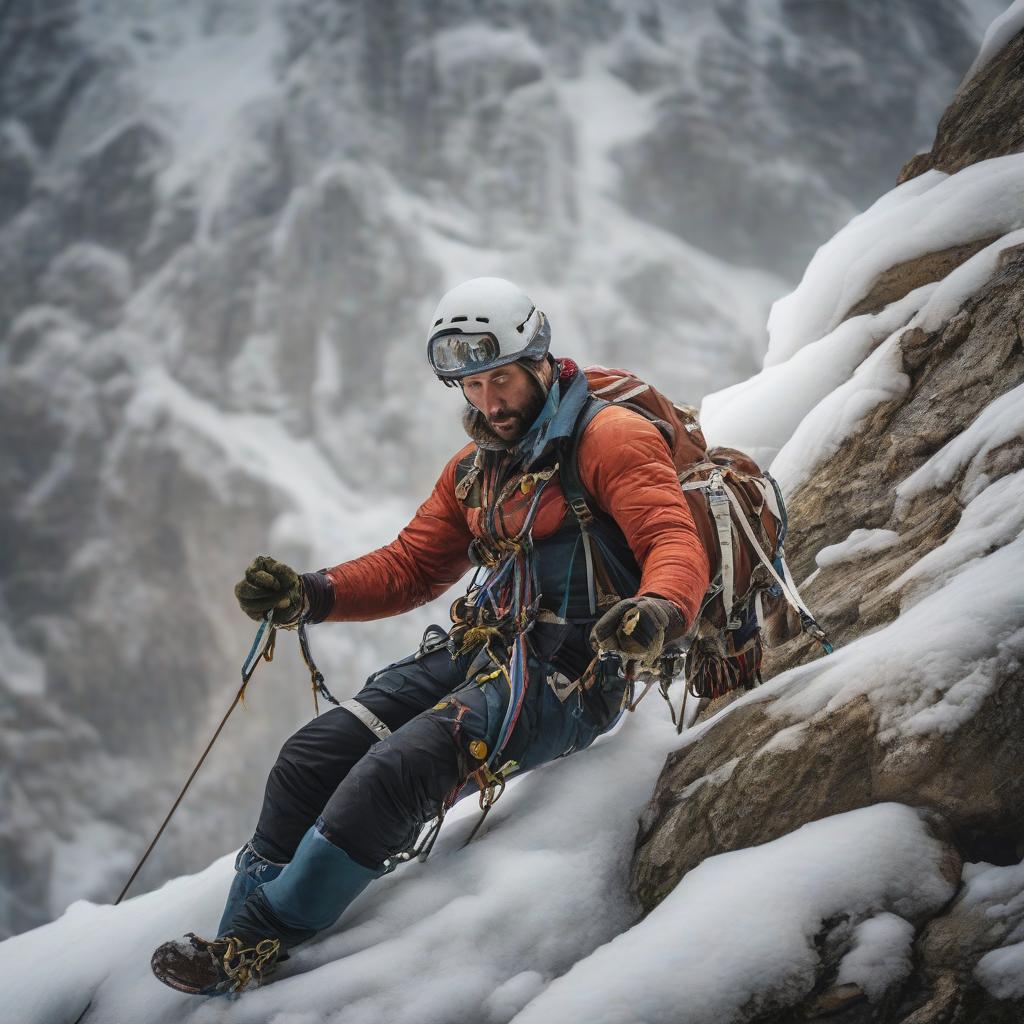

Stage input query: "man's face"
[{"left": 461, "top": 362, "right": 546, "bottom": 441}]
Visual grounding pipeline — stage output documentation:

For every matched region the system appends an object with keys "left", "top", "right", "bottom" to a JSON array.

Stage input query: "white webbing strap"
[
  {"left": 581, "top": 527, "right": 597, "bottom": 616},
  {"left": 340, "top": 698, "right": 392, "bottom": 741},
  {"left": 707, "top": 470, "right": 738, "bottom": 628},
  {"left": 721, "top": 482, "right": 815, "bottom": 623}
]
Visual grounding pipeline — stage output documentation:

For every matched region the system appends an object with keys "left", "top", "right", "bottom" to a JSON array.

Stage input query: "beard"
[{"left": 487, "top": 383, "right": 548, "bottom": 440}]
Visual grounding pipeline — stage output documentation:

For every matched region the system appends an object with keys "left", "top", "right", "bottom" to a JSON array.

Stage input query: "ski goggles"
[{"left": 427, "top": 330, "right": 502, "bottom": 378}]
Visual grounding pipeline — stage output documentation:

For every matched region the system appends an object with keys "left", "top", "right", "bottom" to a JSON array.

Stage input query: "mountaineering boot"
[
  {"left": 216, "top": 841, "right": 286, "bottom": 937},
  {"left": 227, "top": 822, "right": 385, "bottom": 947},
  {"left": 150, "top": 932, "right": 282, "bottom": 995}
]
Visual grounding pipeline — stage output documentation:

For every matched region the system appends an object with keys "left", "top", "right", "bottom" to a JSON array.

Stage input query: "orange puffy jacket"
[{"left": 321, "top": 388, "right": 711, "bottom": 629}]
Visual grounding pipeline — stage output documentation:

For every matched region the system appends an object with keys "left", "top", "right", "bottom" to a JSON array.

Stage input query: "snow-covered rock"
[{"left": 637, "top": 16, "right": 1024, "bottom": 1023}]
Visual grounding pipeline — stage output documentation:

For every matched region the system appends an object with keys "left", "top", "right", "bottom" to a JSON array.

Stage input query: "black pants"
[{"left": 251, "top": 627, "right": 623, "bottom": 869}]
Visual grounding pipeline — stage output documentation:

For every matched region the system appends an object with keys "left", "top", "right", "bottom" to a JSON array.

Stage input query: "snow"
[
  {"left": 815, "top": 529, "right": 900, "bottom": 569},
  {"left": 700, "top": 284, "right": 929, "bottom": 466},
  {"left": 0, "top": 616, "right": 47, "bottom": 697},
  {"left": 965, "top": 858, "right": 1024, "bottom": 999},
  {"left": 668, "top": 503, "right": 1024, "bottom": 748},
  {"left": 960, "top": 857, "right": 1024, "bottom": 912},
  {"left": 960, "top": 0, "right": 1024, "bottom": 88},
  {"left": 763, "top": 225, "right": 1024, "bottom": 492},
  {"left": 0, "top": 798, "right": 956, "bottom": 1024},
  {"left": 975, "top": 942, "right": 1024, "bottom": 998},
  {"left": 84, "top": 0, "right": 286, "bottom": 232},
  {"left": 781, "top": 528, "right": 1024, "bottom": 740},
  {"left": 834, "top": 913, "right": 915, "bottom": 1002},
  {"left": 2, "top": 1, "right": 1020, "bottom": 1014},
  {"left": 767, "top": 325, "right": 910, "bottom": 494},
  {"left": 764, "top": 155, "right": 1024, "bottom": 365},
  {"left": 119, "top": 366, "right": 406, "bottom": 563},
  {"left": 0, "top": 702, "right": 677, "bottom": 1024},
  {"left": 890, "top": 469, "right": 1024, "bottom": 604},
  {"left": 512, "top": 805, "right": 952, "bottom": 1024},
  {"left": 896, "top": 382, "right": 1024, "bottom": 505}
]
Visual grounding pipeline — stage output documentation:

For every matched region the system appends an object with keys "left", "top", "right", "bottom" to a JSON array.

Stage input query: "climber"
[{"left": 151, "top": 276, "right": 711, "bottom": 996}]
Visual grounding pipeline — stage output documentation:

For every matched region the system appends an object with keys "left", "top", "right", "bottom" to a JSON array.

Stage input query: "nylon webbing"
[
  {"left": 707, "top": 470, "right": 738, "bottom": 628},
  {"left": 721, "top": 482, "right": 817, "bottom": 627},
  {"left": 340, "top": 698, "right": 392, "bottom": 741}
]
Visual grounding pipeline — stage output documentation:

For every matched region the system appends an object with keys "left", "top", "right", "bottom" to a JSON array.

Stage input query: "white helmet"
[{"left": 426, "top": 277, "right": 551, "bottom": 382}]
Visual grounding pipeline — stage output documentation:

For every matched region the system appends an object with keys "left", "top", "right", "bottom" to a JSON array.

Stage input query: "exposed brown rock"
[
  {"left": 626, "top": 18, "right": 1024, "bottom": 1023},
  {"left": 631, "top": 53, "right": 1024, "bottom": 1016},
  {"left": 765, "top": 247, "right": 1024, "bottom": 672},
  {"left": 893, "top": 866, "right": 1024, "bottom": 1024},
  {"left": 899, "top": 29, "right": 1024, "bottom": 182},
  {"left": 636, "top": 254, "right": 1024, "bottom": 915},
  {"left": 840, "top": 237, "right": 998, "bottom": 322}
]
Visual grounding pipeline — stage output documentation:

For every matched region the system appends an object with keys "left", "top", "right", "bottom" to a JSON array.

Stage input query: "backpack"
[{"left": 560, "top": 365, "right": 832, "bottom": 713}]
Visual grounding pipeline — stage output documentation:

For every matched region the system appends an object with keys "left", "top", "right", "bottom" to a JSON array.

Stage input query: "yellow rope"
[
  {"left": 457, "top": 625, "right": 505, "bottom": 656},
  {"left": 219, "top": 936, "right": 281, "bottom": 991}
]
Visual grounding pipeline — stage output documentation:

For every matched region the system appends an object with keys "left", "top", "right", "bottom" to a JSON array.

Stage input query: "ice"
[
  {"left": 835, "top": 913, "right": 915, "bottom": 1002},
  {"left": 512, "top": 805, "right": 953, "bottom": 1024},
  {"left": 815, "top": 529, "right": 900, "bottom": 569}
]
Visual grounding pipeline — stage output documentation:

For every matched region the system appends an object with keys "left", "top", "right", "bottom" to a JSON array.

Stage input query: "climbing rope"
[{"left": 115, "top": 609, "right": 333, "bottom": 905}]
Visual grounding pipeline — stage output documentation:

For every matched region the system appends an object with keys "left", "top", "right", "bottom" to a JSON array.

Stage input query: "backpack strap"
[
  {"left": 718, "top": 480, "right": 832, "bottom": 654},
  {"left": 706, "top": 469, "right": 740, "bottom": 629},
  {"left": 558, "top": 395, "right": 610, "bottom": 616}
]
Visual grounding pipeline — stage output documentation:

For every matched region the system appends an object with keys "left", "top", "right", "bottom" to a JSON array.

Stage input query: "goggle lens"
[{"left": 429, "top": 331, "right": 500, "bottom": 374}]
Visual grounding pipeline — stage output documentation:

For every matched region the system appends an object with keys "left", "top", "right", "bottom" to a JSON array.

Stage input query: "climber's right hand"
[{"left": 234, "top": 555, "right": 305, "bottom": 624}]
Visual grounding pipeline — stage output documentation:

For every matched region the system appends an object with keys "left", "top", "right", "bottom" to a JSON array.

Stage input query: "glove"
[
  {"left": 234, "top": 555, "right": 305, "bottom": 625},
  {"left": 590, "top": 595, "right": 687, "bottom": 667}
]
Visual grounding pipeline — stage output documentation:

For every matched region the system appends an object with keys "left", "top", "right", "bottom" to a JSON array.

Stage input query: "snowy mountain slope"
[
  {"left": 2, "top": 7, "right": 1023, "bottom": 1024},
  {"left": 0, "top": 0, "right": 1001, "bottom": 950}
]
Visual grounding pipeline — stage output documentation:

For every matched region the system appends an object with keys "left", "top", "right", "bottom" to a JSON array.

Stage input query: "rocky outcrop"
[
  {"left": 899, "top": 26, "right": 1024, "bottom": 182},
  {"left": 772, "top": 244, "right": 1024, "bottom": 653},
  {"left": 632, "top": 17, "right": 1024, "bottom": 1024},
  {"left": 839, "top": 236, "right": 997, "bottom": 321}
]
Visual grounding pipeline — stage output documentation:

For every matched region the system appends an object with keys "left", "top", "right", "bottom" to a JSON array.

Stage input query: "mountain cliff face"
[
  {"left": 632, "top": 15, "right": 1024, "bottom": 1023},
  {"left": 0, "top": 0, "right": 996, "bottom": 939}
]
